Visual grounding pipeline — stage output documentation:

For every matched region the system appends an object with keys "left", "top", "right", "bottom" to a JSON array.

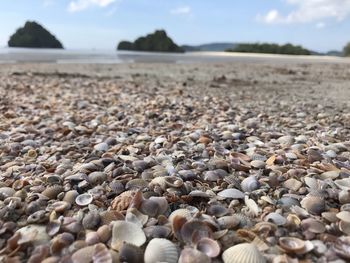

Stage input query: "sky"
[{"left": 1, "top": 0, "right": 350, "bottom": 52}]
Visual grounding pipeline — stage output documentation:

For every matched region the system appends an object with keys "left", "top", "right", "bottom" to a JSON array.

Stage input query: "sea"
[{"left": 0, "top": 48, "right": 348, "bottom": 64}]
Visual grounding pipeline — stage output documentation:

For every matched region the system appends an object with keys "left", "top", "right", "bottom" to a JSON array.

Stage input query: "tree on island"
[
  {"left": 117, "top": 30, "right": 184, "bottom": 53},
  {"left": 8, "top": 21, "right": 63, "bottom": 49},
  {"left": 343, "top": 42, "right": 350, "bottom": 56},
  {"left": 226, "top": 43, "right": 310, "bottom": 55}
]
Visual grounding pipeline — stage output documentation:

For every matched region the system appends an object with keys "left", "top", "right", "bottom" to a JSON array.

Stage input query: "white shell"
[
  {"left": 111, "top": 221, "right": 146, "bottom": 250},
  {"left": 217, "top": 189, "right": 245, "bottom": 199},
  {"left": 144, "top": 238, "right": 179, "bottom": 263},
  {"left": 222, "top": 243, "right": 266, "bottom": 263},
  {"left": 75, "top": 193, "right": 93, "bottom": 206}
]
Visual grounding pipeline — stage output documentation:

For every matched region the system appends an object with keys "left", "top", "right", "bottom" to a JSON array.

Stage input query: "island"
[
  {"left": 226, "top": 43, "right": 311, "bottom": 55},
  {"left": 117, "top": 30, "right": 184, "bottom": 53},
  {"left": 8, "top": 21, "right": 63, "bottom": 49}
]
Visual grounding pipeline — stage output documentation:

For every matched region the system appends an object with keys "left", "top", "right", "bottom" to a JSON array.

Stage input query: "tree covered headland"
[
  {"left": 343, "top": 42, "right": 350, "bottom": 56},
  {"left": 226, "top": 43, "right": 311, "bottom": 55},
  {"left": 8, "top": 21, "right": 63, "bottom": 49},
  {"left": 117, "top": 30, "right": 184, "bottom": 53}
]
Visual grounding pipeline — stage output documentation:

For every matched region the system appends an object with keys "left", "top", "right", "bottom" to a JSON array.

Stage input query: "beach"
[{"left": 0, "top": 61, "right": 349, "bottom": 262}]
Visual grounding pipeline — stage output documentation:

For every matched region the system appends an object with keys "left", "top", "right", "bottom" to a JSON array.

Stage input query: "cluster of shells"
[{"left": 0, "top": 68, "right": 349, "bottom": 263}]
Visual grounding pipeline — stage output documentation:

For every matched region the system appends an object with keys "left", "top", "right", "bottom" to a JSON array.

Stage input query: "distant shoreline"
[{"left": 0, "top": 48, "right": 349, "bottom": 64}]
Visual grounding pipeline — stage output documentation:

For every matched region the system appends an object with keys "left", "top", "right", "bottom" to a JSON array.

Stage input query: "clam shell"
[
  {"left": 218, "top": 189, "right": 245, "bottom": 199},
  {"left": 217, "top": 216, "right": 240, "bottom": 229},
  {"left": 111, "top": 221, "right": 146, "bottom": 250},
  {"left": 42, "top": 185, "right": 64, "bottom": 200},
  {"left": 144, "top": 225, "right": 172, "bottom": 239},
  {"left": 93, "top": 243, "right": 112, "bottom": 263},
  {"left": 196, "top": 237, "right": 220, "bottom": 257},
  {"left": 181, "top": 220, "right": 213, "bottom": 244},
  {"left": 264, "top": 212, "right": 286, "bottom": 226},
  {"left": 72, "top": 245, "right": 94, "bottom": 263},
  {"left": 119, "top": 243, "right": 144, "bottom": 263},
  {"left": 279, "top": 237, "right": 305, "bottom": 253},
  {"left": 222, "top": 243, "right": 266, "bottom": 263},
  {"left": 75, "top": 193, "right": 93, "bottom": 206},
  {"left": 207, "top": 204, "right": 228, "bottom": 217},
  {"left": 337, "top": 211, "right": 350, "bottom": 223},
  {"left": 335, "top": 178, "right": 350, "bottom": 190},
  {"left": 169, "top": 209, "right": 193, "bottom": 223},
  {"left": 301, "top": 218, "right": 325, "bottom": 233},
  {"left": 300, "top": 196, "right": 325, "bottom": 215},
  {"left": 178, "top": 248, "right": 211, "bottom": 263},
  {"left": 241, "top": 176, "right": 260, "bottom": 193},
  {"left": 144, "top": 238, "right": 179, "bottom": 263}
]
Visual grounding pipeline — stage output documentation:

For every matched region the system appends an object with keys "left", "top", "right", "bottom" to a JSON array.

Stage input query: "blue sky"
[{"left": 1, "top": 0, "right": 350, "bottom": 52}]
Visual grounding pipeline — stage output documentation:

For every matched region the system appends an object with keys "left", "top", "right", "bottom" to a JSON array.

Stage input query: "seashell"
[
  {"left": 319, "top": 170, "right": 340, "bottom": 180},
  {"left": 283, "top": 178, "right": 302, "bottom": 192},
  {"left": 132, "top": 160, "right": 149, "bottom": 172},
  {"left": 181, "top": 220, "right": 213, "bottom": 244},
  {"left": 252, "top": 237, "right": 269, "bottom": 252},
  {"left": 50, "top": 232, "right": 75, "bottom": 254},
  {"left": 321, "top": 211, "right": 338, "bottom": 223},
  {"left": 28, "top": 245, "right": 50, "bottom": 263},
  {"left": 49, "top": 201, "right": 71, "bottom": 213},
  {"left": 339, "top": 220, "right": 350, "bottom": 235},
  {"left": 196, "top": 237, "right": 220, "bottom": 257},
  {"left": 88, "top": 172, "right": 107, "bottom": 186},
  {"left": 42, "top": 185, "right": 64, "bottom": 200},
  {"left": 164, "top": 176, "right": 184, "bottom": 188},
  {"left": 119, "top": 243, "right": 144, "bottom": 263},
  {"left": 217, "top": 216, "right": 240, "bottom": 229},
  {"left": 27, "top": 210, "right": 47, "bottom": 224},
  {"left": 111, "top": 221, "right": 146, "bottom": 250},
  {"left": 85, "top": 231, "right": 100, "bottom": 246},
  {"left": 97, "top": 225, "right": 111, "bottom": 243},
  {"left": 0, "top": 187, "right": 16, "bottom": 199},
  {"left": 250, "top": 160, "right": 265, "bottom": 169},
  {"left": 178, "top": 248, "right": 211, "bottom": 263},
  {"left": 300, "top": 196, "right": 325, "bottom": 215},
  {"left": 301, "top": 218, "right": 326, "bottom": 233},
  {"left": 125, "top": 179, "right": 148, "bottom": 190},
  {"left": 241, "top": 176, "right": 260, "bottom": 193},
  {"left": 75, "top": 193, "right": 93, "bottom": 206},
  {"left": 63, "top": 190, "right": 79, "bottom": 204},
  {"left": 337, "top": 211, "right": 350, "bottom": 223},
  {"left": 169, "top": 209, "right": 193, "bottom": 223},
  {"left": 27, "top": 149, "right": 38, "bottom": 158},
  {"left": 335, "top": 178, "right": 350, "bottom": 190},
  {"left": 252, "top": 222, "right": 277, "bottom": 236},
  {"left": 222, "top": 243, "right": 266, "bottom": 263},
  {"left": 279, "top": 237, "right": 305, "bottom": 253},
  {"left": 143, "top": 225, "right": 171, "bottom": 239},
  {"left": 71, "top": 245, "right": 95, "bottom": 263},
  {"left": 127, "top": 208, "right": 148, "bottom": 226},
  {"left": 94, "top": 142, "right": 109, "bottom": 152},
  {"left": 16, "top": 225, "right": 50, "bottom": 246},
  {"left": 244, "top": 196, "right": 260, "bottom": 217},
  {"left": 207, "top": 204, "right": 228, "bottom": 217},
  {"left": 218, "top": 189, "right": 245, "bottom": 199},
  {"left": 92, "top": 243, "right": 112, "bottom": 263},
  {"left": 144, "top": 238, "right": 179, "bottom": 263},
  {"left": 334, "top": 236, "right": 350, "bottom": 260},
  {"left": 83, "top": 211, "right": 101, "bottom": 230},
  {"left": 189, "top": 190, "right": 211, "bottom": 198},
  {"left": 100, "top": 210, "right": 124, "bottom": 225},
  {"left": 110, "top": 190, "right": 136, "bottom": 211},
  {"left": 264, "top": 212, "right": 286, "bottom": 226}
]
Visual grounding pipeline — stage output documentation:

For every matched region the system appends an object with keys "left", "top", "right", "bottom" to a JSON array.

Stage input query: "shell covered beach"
[{"left": 0, "top": 62, "right": 349, "bottom": 263}]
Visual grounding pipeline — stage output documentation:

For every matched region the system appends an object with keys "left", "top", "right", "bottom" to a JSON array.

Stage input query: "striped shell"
[
  {"left": 144, "top": 238, "right": 179, "bottom": 263},
  {"left": 222, "top": 243, "right": 266, "bottom": 263}
]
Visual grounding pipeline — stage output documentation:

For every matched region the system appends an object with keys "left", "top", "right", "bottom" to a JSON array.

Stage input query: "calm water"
[{"left": 0, "top": 48, "right": 348, "bottom": 64}]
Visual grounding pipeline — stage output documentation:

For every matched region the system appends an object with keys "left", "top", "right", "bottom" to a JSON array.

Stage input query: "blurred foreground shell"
[
  {"left": 144, "top": 238, "right": 179, "bottom": 263},
  {"left": 111, "top": 221, "right": 146, "bottom": 250},
  {"left": 222, "top": 243, "right": 266, "bottom": 263}
]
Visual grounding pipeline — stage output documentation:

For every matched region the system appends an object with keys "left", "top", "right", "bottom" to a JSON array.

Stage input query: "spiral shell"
[
  {"left": 144, "top": 238, "right": 179, "bottom": 263},
  {"left": 222, "top": 243, "right": 266, "bottom": 263}
]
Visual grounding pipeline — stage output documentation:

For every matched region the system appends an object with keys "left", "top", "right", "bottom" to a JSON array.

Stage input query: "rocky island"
[
  {"left": 227, "top": 42, "right": 311, "bottom": 55},
  {"left": 8, "top": 21, "right": 63, "bottom": 49},
  {"left": 117, "top": 30, "right": 184, "bottom": 53}
]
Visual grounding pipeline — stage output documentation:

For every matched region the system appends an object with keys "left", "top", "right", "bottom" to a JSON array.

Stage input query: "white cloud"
[
  {"left": 259, "top": 0, "right": 350, "bottom": 24},
  {"left": 170, "top": 6, "right": 191, "bottom": 15},
  {"left": 316, "top": 22, "right": 326, "bottom": 28},
  {"left": 43, "top": 0, "right": 54, "bottom": 7},
  {"left": 68, "top": 0, "right": 116, "bottom": 12}
]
